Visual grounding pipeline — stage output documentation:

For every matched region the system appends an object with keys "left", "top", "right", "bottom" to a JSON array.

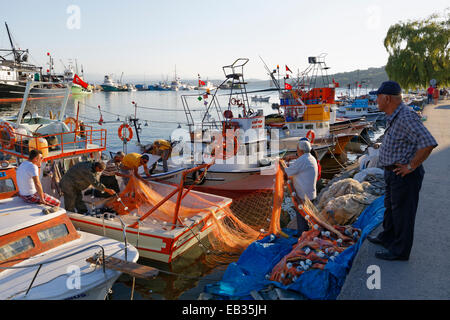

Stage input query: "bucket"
[{"left": 29, "top": 137, "right": 49, "bottom": 158}]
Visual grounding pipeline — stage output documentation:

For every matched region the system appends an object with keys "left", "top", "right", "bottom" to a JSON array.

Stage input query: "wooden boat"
[
  {"left": 69, "top": 164, "right": 233, "bottom": 263},
  {"left": 0, "top": 167, "right": 139, "bottom": 300},
  {"left": 264, "top": 55, "right": 358, "bottom": 157}
]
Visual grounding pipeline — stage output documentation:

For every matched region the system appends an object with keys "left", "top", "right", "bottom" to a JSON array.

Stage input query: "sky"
[{"left": 1, "top": 0, "right": 448, "bottom": 82}]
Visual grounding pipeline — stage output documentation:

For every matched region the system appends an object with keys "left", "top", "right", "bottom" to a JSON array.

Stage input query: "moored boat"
[{"left": 0, "top": 167, "right": 139, "bottom": 300}]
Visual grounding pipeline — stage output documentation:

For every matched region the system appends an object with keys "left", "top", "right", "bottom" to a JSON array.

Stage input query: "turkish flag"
[
  {"left": 199, "top": 79, "right": 206, "bottom": 86},
  {"left": 285, "top": 83, "right": 292, "bottom": 90},
  {"left": 73, "top": 74, "right": 88, "bottom": 89}
]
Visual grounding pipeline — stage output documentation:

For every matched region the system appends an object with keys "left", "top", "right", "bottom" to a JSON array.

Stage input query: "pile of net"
[
  {"left": 105, "top": 164, "right": 285, "bottom": 262},
  {"left": 316, "top": 178, "right": 379, "bottom": 225},
  {"left": 269, "top": 224, "right": 361, "bottom": 286}
]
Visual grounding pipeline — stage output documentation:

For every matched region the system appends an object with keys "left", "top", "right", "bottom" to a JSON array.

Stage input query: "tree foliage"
[{"left": 384, "top": 10, "right": 450, "bottom": 89}]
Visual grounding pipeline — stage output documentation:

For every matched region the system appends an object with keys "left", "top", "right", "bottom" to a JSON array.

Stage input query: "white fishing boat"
[
  {"left": 145, "top": 58, "right": 283, "bottom": 199},
  {"left": 337, "top": 98, "right": 383, "bottom": 121},
  {"left": 0, "top": 167, "right": 139, "bottom": 300},
  {"left": 100, "top": 75, "right": 120, "bottom": 92},
  {"left": 68, "top": 164, "right": 233, "bottom": 263}
]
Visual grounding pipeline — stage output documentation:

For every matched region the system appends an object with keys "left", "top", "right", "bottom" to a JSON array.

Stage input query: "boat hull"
[
  {"left": 101, "top": 85, "right": 120, "bottom": 92},
  {"left": 69, "top": 211, "right": 222, "bottom": 263},
  {"left": 0, "top": 82, "right": 69, "bottom": 103}
]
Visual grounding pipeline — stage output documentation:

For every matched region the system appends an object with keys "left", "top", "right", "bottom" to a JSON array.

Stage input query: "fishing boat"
[
  {"left": 337, "top": 98, "right": 383, "bottom": 121},
  {"left": 100, "top": 75, "right": 120, "bottom": 92},
  {"left": 144, "top": 58, "right": 283, "bottom": 199},
  {"left": 68, "top": 164, "right": 233, "bottom": 263},
  {"left": 0, "top": 23, "right": 69, "bottom": 103},
  {"left": 263, "top": 54, "right": 357, "bottom": 157},
  {"left": 0, "top": 166, "right": 139, "bottom": 300},
  {"left": 0, "top": 82, "right": 107, "bottom": 163}
]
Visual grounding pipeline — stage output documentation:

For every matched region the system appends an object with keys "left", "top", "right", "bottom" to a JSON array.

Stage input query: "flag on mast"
[{"left": 73, "top": 74, "right": 89, "bottom": 89}]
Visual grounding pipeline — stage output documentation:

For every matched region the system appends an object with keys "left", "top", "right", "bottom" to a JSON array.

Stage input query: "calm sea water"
[{"left": 0, "top": 86, "right": 375, "bottom": 300}]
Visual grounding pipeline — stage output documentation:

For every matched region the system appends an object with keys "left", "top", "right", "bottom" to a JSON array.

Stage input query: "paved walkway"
[{"left": 338, "top": 99, "right": 450, "bottom": 300}]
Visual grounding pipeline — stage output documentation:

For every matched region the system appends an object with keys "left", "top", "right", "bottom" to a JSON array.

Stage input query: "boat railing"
[
  {"left": 0, "top": 245, "right": 106, "bottom": 298},
  {"left": 0, "top": 126, "right": 107, "bottom": 161},
  {"left": 128, "top": 162, "right": 215, "bottom": 230}
]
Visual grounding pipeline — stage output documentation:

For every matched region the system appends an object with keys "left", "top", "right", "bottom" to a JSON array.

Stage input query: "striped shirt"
[
  {"left": 379, "top": 103, "right": 438, "bottom": 166},
  {"left": 102, "top": 159, "right": 120, "bottom": 177}
]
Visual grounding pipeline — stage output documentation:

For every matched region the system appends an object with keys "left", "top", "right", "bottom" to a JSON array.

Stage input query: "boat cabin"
[
  {"left": 0, "top": 168, "right": 79, "bottom": 271},
  {"left": 0, "top": 81, "right": 106, "bottom": 162}
]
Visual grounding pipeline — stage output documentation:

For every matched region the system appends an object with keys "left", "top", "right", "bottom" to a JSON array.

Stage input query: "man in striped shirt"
[
  {"left": 367, "top": 81, "right": 438, "bottom": 261},
  {"left": 96, "top": 151, "right": 126, "bottom": 197}
]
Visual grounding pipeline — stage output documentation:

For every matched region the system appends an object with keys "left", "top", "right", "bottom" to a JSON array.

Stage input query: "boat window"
[
  {"left": 305, "top": 124, "right": 314, "bottom": 130},
  {"left": 0, "top": 179, "right": 16, "bottom": 193},
  {"left": 317, "top": 123, "right": 323, "bottom": 129},
  {"left": 0, "top": 236, "right": 35, "bottom": 261},
  {"left": 296, "top": 124, "right": 303, "bottom": 129},
  {"left": 37, "top": 224, "right": 69, "bottom": 243},
  {"left": 356, "top": 108, "right": 362, "bottom": 112}
]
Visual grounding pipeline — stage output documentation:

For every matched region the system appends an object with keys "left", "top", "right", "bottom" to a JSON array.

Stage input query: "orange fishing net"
[{"left": 105, "top": 163, "right": 285, "bottom": 263}]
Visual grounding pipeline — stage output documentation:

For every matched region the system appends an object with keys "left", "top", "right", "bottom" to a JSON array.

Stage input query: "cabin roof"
[{"left": 0, "top": 197, "right": 66, "bottom": 237}]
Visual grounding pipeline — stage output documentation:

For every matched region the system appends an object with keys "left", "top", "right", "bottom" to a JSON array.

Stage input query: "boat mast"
[{"left": 5, "top": 22, "right": 18, "bottom": 64}]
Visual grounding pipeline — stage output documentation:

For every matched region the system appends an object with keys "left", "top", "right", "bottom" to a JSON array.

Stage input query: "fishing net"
[{"left": 105, "top": 163, "right": 285, "bottom": 264}]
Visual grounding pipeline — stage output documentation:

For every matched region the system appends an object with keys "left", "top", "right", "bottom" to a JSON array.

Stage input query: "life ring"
[
  {"left": 0, "top": 122, "right": 16, "bottom": 150},
  {"left": 230, "top": 98, "right": 237, "bottom": 105},
  {"left": 118, "top": 124, "right": 133, "bottom": 142},
  {"left": 306, "top": 129, "right": 315, "bottom": 144}
]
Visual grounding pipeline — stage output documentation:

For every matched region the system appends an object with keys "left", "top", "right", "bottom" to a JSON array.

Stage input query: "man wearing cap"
[
  {"left": 145, "top": 139, "right": 172, "bottom": 172},
  {"left": 120, "top": 152, "right": 151, "bottom": 184},
  {"left": 284, "top": 139, "right": 318, "bottom": 233},
  {"left": 367, "top": 81, "right": 438, "bottom": 261}
]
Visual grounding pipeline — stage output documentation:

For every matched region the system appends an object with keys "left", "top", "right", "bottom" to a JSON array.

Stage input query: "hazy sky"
[{"left": 1, "top": 0, "right": 448, "bottom": 82}]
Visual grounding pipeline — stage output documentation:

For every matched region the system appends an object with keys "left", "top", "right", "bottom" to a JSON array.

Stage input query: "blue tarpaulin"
[{"left": 205, "top": 196, "right": 386, "bottom": 300}]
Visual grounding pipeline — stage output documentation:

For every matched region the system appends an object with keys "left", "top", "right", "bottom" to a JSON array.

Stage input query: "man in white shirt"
[
  {"left": 284, "top": 139, "right": 318, "bottom": 232},
  {"left": 16, "top": 150, "right": 60, "bottom": 207}
]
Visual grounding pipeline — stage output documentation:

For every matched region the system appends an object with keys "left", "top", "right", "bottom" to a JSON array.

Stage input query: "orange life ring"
[
  {"left": 306, "top": 129, "right": 315, "bottom": 144},
  {"left": 118, "top": 124, "right": 133, "bottom": 142},
  {"left": 0, "top": 122, "right": 16, "bottom": 150}
]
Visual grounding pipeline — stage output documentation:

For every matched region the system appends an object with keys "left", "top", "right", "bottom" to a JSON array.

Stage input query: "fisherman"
[
  {"left": 16, "top": 150, "right": 61, "bottom": 207},
  {"left": 145, "top": 139, "right": 172, "bottom": 172},
  {"left": 59, "top": 161, "right": 116, "bottom": 213},
  {"left": 120, "top": 152, "right": 151, "bottom": 184},
  {"left": 367, "top": 80, "right": 438, "bottom": 261},
  {"left": 284, "top": 139, "right": 318, "bottom": 233},
  {"left": 94, "top": 151, "right": 126, "bottom": 197}
]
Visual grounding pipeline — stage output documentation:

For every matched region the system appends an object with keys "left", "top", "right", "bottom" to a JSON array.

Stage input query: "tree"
[{"left": 384, "top": 10, "right": 450, "bottom": 89}]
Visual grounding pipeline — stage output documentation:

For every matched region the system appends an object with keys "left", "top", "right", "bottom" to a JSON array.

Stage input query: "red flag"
[
  {"left": 73, "top": 74, "right": 88, "bottom": 89},
  {"left": 285, "top": 83, "right": 292, "bottom": 90},
  {"left": 199, "top": 79, "right": 206, "bottom": 86},
  {"left": 286, "top": 65, "right": 292, "bottom": 73}
]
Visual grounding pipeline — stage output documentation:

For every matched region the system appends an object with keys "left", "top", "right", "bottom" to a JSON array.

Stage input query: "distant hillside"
[{"left": 330, "top": 66, "right": 388, "bottom": 89}]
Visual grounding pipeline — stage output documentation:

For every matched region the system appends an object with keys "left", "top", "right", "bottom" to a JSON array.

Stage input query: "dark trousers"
[
  {"left": 60, "top": 181, "right": 88, "bottom": 214},
  {"left": 378, "top": 165, "right": 424, "bottom": 259}
]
